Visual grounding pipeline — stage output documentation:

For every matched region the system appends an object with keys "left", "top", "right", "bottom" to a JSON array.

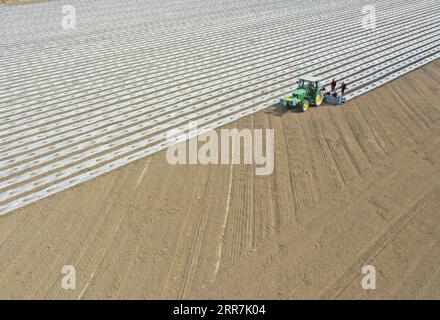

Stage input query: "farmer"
[
  {"left": 340, "top": 81, "right": 347, "bottom": 96},
  {"left": 331, "top": 78, "right": 337, "bottom": 91}
]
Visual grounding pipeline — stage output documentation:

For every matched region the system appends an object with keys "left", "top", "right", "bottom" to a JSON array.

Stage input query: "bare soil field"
[
  {"left": 0, "top": 0, "right": 46, "bottom": 4},
  {"left": 0, "top": 59, "right": 439, "bottom": 299}
]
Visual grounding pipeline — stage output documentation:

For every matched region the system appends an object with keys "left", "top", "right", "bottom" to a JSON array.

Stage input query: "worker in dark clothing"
[
  {"left": 341, "top": 81, "right": 347, "bottom": 96},
  {"left": 331, "top": 78, "right": 337, "bottom": 91}
]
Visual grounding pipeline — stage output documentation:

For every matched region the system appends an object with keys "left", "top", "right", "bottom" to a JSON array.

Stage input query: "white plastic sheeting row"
[{"left": 0, "top": 0, "right": 439, "bottom": 215}]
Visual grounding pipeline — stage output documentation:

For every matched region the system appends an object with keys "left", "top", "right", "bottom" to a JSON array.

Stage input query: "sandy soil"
[
  {"left": 0, "top": 60, "right": 439, "bottom": 299},
  {"left": 0, "top": 0, "right": 47, "bottom": 4}
]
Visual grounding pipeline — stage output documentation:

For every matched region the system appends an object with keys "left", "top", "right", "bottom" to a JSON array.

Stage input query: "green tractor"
[{"left": 279, "top": 75, "right": 324, "bottom": 112}]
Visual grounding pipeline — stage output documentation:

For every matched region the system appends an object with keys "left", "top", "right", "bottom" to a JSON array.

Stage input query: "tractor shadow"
[
  {"left": 265, "top": 102, "right": 339, "bottom": 117},
  {"left": 264, "top": 103, "right": 305, "bottom": 117}
]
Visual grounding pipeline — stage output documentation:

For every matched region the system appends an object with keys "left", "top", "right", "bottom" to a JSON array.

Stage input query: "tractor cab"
[{"left": 296, "top": 76, "right": 320, "bottom": 95}]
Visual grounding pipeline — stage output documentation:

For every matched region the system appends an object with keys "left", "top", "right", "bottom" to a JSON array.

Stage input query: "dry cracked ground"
[{"left": 0, "top": 59, "right": 439, "bottom": 299}]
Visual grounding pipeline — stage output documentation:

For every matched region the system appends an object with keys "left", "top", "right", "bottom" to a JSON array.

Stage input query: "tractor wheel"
[
  {"left": 315, "top": 92, "right": 324, "bottom": 106},
  {"left": 300, "top": 100, "right": 310, "bottom": 112}
]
